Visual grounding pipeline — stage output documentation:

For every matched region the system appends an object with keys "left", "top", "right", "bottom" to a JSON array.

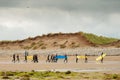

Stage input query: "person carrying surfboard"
[
  {"left": 55, "top": 54, "right": 58, "bottom": 62},
  {"left": 24, "top": 50, "right": 28, "bottom": 62},
  {"left": 64, "top": 54, "right": 68, "bottom": 63},
  {"left": 76, "top": 54, "right": 78, "bottom": 63},
  {"left": 96, "top": 52, "right": 106, "bottom": 63}
]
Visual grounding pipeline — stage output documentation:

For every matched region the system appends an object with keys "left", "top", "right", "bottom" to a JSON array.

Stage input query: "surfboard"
[
  {"left": 56, "top": 55, "right": 66, "bottom": 59},
  {"left": 27, "top": 56, "right": 33, "bottom": 60},
  {"left": 96, "top": 53, "right": 106, "bottom": 61},
  {"left": 77, "top": 56, "right": 87, "bottom": 59}
]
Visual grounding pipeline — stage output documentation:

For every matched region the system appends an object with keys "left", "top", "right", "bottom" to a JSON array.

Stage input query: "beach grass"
[
  {"left": 0, "top": 71, "right": 120, "bottom": 80},
  {"left": 83, "top": 32, "right": 118, "bottom": 45}
]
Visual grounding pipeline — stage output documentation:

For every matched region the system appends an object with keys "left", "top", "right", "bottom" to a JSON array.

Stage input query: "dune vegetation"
[
  {"left": 0, "top": 71, "right": 120, "bottom": 80},
  {"left": 82, "top": 32, "right": 118, "bottom": 45}
]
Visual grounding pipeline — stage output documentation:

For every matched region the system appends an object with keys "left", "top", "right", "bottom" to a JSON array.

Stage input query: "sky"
[{"left": 0, "top": 0, "right": 120, "bottom": 40}]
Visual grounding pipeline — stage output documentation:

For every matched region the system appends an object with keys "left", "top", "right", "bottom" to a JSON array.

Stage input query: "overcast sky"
[{"left": 0, "top": 0, "right": 120, "bottom": 40}]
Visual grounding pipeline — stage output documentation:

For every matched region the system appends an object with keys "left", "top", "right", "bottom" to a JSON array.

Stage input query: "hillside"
[
  {"left": 0, "top": 32, "right": 119, "bottom": 50},
  {"left": 82, "top": 33, "right": 118, "bottom": 45}
]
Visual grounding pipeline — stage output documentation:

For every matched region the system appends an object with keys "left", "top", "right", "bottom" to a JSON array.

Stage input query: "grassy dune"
[
  {"left": 0, "top": 71, "right": 120, "bottom": 80},
  {"left": 0, "top": 32, "right": 119, "bottom": 50},
  {"left": 82, "top": 32, "right": 118, "bottom": 45}
]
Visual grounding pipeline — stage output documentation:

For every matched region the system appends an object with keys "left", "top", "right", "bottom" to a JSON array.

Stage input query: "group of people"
[
  {"left": 46, "top": 54, "right": 57, "bottom": 63},
  {"left": 12, "top": 51, "right": 104, "bottom": 63},
  {"left": 46, "top": 54, "right": 68, "bottom": 63},
  {"left": 24, "top": 50, "right": 39, "bottom": 63},
  {"left": 12, "top": 51, "right": 39, "bottom": 63},
  {"left": 12, "top": 54, "right": 20, "bottom": 63}
]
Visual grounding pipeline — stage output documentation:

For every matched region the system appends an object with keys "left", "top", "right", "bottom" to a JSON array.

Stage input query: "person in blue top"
[
  {"left": 55, "top": 54, "right": 58, "bottom": 62},
  {"left": 24, "top": 51, "right": 28, "bottom": 62}
]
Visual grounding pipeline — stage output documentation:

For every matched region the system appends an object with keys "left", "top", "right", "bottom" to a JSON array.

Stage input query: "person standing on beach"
[
  {"left": 101, "top": 52, "right": 104, "bottom": 63},
  {"left": 55, "top": 54, "right": 58, "bottom": 62},
  {"left": 35, "top": 54, "right": 38, "bottom": 63},
  {"left": 33, "top": 54, "right": 38, "bottom": 63},
  {"left": 46, "top": 54, "right": 50, "bottom": 62},
  {"left": 24, "top": 51, "right": 28, "bottom": 62},
  {"left": 32, "top": 54, "right": 35, "bottom": 62},
  {"left": 50, "top": 54, "right": 54, "bottom": 62},
  {"left": 76, "top": 54, "right": 78, "bottom": 63},
  {"left": 12, "top": 54, "right": 16, "bottom": 63},
  {"left": 85, "top": 54, "right": 88, "bottom": 63},
  {"left": 16, "top": 54, "right": 20, "bottom": 62},
  {"left": 64, "top": 54, "right": 68, "bottom": 63}
]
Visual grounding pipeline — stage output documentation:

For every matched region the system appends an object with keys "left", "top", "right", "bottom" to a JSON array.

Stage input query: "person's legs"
[
  {"left": 76, "top": 58, "right": 78, "bottom": 63},
  {"left": 101, "top": 58, "right": 103, "bottom": 63}
]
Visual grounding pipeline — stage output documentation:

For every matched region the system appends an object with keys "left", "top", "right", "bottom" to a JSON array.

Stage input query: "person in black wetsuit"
[
  {"left": 76, "top": 54, "right": 78, "bottom": 63},
  {"left": 33, "top": 54, "right": 38, "bottom": 63},
  {"left": 64, "top": 54, "right": 68, "bottom": 63},
  {"left": 85, "top": 54, "right": 88, "bottom": 63},
  {"left": 101, "top": 52, "right": 104, "bottom": 63},
  {"left": 46, "top": 54, "right": 50, "bottom": 62},
  {"left": 16, "top": 54, "right": 20, "bottom": 62},
  {"left": 12, "top": 54, "right": 16, "bottom": 63}
]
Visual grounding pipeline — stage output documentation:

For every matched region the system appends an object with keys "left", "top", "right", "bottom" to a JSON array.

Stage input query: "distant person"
[
  {"left": 54, "top": 54, "right": 58, "bottom": 62},
  {"left": 12, "top": 54, "right": 16, "bottom": 63},
  {"left": 76, "top": 54, "right": 78, "bottom": 63},
  {"left": 33, "top": 54, "right": 38, "bottom": 63},
  {"left": 32, "top": 54, "right": 35, "bottom": 62},
  {"left": 101, "top": 52, "right": 104, "bottom": 63},
  {"left": 46, "top": 54, "right": 50, "bottom": 62},
  {"left": 85, "top": 54, "right": 88, "bottom": 63},
  {"left": 50, "top": 54, "right": 54, "bottom": 62},
  {"left": 16, "top": 54, "right": 20, "bottom": 62},
  {"left": 24, "top": 51, "right": 28, "bottom": 62},
  {"left": 55, "top": 54, "right": 58, "bottom": 62},
  {"left": 35, "top": 54, "right": 39, "bottom": 63},
  {"left": 64, "top": 54, "right": 68, "bottom": 63}
]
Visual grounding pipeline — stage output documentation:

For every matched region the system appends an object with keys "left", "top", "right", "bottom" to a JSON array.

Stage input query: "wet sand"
[{"left": 0, "top": 56, "right": 120, "bottom": 73}]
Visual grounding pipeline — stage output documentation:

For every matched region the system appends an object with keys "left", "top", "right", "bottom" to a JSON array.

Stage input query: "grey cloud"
[
  {"left": 0, "top": 0, "right": 120, "bottom": 40},
  {"left": 0, "top": 8, "right": 120, "bottom": 38},
  {"left": 0, "top": 0, "right": 23, "bottom": 7},
  {"left": 0, "top": 0, "right": 120, "bottom": 13}
]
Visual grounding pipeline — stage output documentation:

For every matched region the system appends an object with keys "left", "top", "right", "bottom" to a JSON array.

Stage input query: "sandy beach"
[{"left": 0, "top": 53, "right": 120, "bottom": 73}]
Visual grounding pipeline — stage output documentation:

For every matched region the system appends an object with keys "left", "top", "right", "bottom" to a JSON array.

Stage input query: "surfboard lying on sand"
[
  {"left": 96, "top": 53, "right": 106, "bottom": 61},
  {"left": 77, "top": 56, "right": 87, "bottom": 59}
]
